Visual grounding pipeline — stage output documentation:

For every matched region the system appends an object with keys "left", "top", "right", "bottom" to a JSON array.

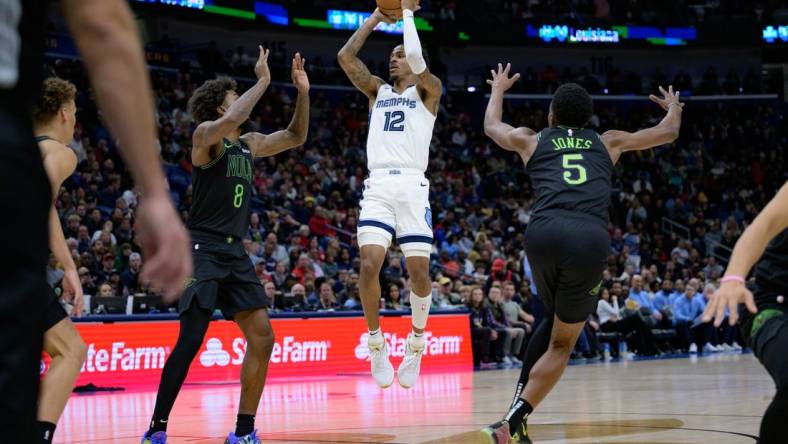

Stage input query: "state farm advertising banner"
[{"left": 42, "top": 315, "right": 472, "bottom": 388}]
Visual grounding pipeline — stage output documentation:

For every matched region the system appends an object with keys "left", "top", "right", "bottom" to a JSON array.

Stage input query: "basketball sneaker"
[
  {"left": 140, "top": 431, "right": 167, "bottom": 444},
  {"left": 481, "top": 420, "right": 533, "bottom": 444},
  {"left": 225, "top": 430, "right": 261, "bottom": 444},
  {"left": 397, "top": 333, "right": 425, "bottom": 388},
  {"left": 368, "top": 333, "right": 395, "bottom": 388}
]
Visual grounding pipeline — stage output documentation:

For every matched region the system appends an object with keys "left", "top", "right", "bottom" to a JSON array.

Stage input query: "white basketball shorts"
[{"left": 357, "top": 168, "right": 433, "bottom": 257}]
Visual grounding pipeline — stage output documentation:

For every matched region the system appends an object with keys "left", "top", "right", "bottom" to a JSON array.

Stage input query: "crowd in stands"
[
  {"left": 299, "top": 0, "right": 788, "bottom": 26},
  {"left": 44, "top": 40, "right": 784, "bottom": 364}
]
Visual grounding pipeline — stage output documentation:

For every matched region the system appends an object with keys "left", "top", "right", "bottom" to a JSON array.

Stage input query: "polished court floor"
[{"left": 58, "top": 353, "right": 772, "bottom": 443}]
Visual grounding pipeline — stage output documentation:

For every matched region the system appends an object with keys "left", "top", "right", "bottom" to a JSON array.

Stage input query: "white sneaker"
[
  {"left": 703, "top": 343, "right": 717, "bottom": 353},
  {"left": 397, "top": 334, "right": 425, "bottom": 389},
  {"left": 368, "top": 334, "right": 395, "bottom": 388},
  {"left": 732, "top": 343, "right": 743, "bottom": 351},
  {"left": 502, "top": 356, "right": 514, "bottom": 367},
  {"left": 510, "top": 356, "right": 523, "bottom": 367},
  {"left": 689, "top": 343, "right": 698, "bottom": 354},
  {"left": 721, "top": 343, "right": 734, "bottom": 352}
]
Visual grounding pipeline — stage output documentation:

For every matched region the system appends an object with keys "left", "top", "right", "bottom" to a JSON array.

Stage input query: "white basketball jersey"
[{"left": 366, "top": 84, "right": 436, "bottom": 172}]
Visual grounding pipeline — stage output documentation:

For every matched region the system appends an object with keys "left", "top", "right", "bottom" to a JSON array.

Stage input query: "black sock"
[
  {"left": 36, "top": 421, "right": 56, "bottom": 444},
  {"left": 513, "top": 317, "right": 554, "bottom": 407},
  {"left": 504, "top": 399, "right": 533, "bottom": 437},
  {"left": 148, "top": 418, "right": 168, "bottom": 434},
  {"left": 235, "top": 414, "right": 255, "bottom": 437}
]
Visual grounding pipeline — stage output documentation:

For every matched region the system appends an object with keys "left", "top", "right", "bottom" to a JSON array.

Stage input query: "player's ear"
[{"left": 216, "top": 105, "right": 226, "bottom": 117}]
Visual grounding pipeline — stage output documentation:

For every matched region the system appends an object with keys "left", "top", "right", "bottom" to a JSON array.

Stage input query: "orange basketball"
[{"left": 375, "top": 0, "right": 419, "bottom": 19}]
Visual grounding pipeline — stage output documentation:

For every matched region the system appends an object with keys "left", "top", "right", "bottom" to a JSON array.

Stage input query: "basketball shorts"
[
  {"left": 525, "top": 211, "right": 609, "bottom": 324},
  {"left": 357, "top": 168, "right": 433, "bottom": 258},
  {"left": 179, "top": 231, "right": 270, "bottom": 320},
  {"left": 42, "top": 285, "right": 68, "bottom": 331}
]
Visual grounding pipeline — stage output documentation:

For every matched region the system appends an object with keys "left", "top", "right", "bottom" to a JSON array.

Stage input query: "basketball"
[{"left": 375, "top": 0, "right": 419, "bottom": 19}]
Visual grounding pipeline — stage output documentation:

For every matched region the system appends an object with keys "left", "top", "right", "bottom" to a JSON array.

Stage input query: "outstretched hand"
[
  {"left": 371, "top": 8, "right": 397, "bottom": 24},
  {"left": 487, "top": 63, "right": 520, "bottom": 93},
  {"left": 701, "top": 281, "right": 758, "bottom": 327},
  {"left": 650, "top": 85, "right": 684, "bottom": 112},
  {"left": 254, "top": 45, "right": 271, "bottom": 83},
  {"left": 291, "top": 53, "right": 309, "bottom": 93}
]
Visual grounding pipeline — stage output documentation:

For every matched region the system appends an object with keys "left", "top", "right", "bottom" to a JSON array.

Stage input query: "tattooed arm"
[{"left": 337, "top": 8, "right": 391, "bottom": 102}]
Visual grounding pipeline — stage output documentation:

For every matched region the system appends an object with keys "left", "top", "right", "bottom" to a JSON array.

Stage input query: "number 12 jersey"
[{"left": 366, "top": 84, "right": 436, "bottom": 173}]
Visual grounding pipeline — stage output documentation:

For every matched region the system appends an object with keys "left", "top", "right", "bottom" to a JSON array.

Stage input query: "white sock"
[
  {"left": 368, "top": 328, "right": 383, "bottom": 346},
  {"left": 409, "top": 291, "right": 431, "bottom": 331}
]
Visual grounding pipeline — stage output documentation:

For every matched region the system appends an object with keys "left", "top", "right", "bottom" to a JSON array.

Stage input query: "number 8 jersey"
[
  {"left": 527, "top": 126, "right": 614, "bottom": 225},
  {"left": 366, "top": 84, "right": 436, "bottom": 172}
]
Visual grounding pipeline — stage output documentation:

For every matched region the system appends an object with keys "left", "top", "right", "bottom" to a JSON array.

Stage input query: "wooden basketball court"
[{"left": 57, "top": 353, "right": 770, "bottom": 443}]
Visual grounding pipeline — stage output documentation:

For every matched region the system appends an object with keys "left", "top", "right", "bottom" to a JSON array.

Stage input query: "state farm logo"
[
  {"left": 199, "top": 336, "right": 331, "bottom": 368},
  {"left": 200, "top": 338, "right": 230, "bottom": 367},
  {"left": 354, "top": 332, "right": 463, "bottom": 360}
]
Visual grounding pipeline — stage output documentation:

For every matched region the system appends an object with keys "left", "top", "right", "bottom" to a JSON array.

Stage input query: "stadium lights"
[{"left": 763, "top": 25, "right": 788, "bottom": 43}]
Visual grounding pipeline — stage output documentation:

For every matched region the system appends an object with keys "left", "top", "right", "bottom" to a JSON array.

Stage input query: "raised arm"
[
  {"left": 702, "top": 181, "right": 788, "bottom": 326},
  {"left": 601, "top": 85, "right": 684, "bottom": 164},
  {"left": 484, "top": 63, "right": 537, "bottom": 162},
  {"left": 192, "top": 46, "right": 271, "bottom": 161},
  {"left": 337, "top": 9, "right": 388, "bottom": 101},
  {"left": 62, "top": 0, "right": 190, "bottom": 301},
  {"left": 243, "top": 53, "right": 310, "bottom": 158},
  {"left": 401, "top": 0, "right": 442, "bottom": 114},
  {"left": 41, "top": 145, "right": 83, "bottom": 315}
]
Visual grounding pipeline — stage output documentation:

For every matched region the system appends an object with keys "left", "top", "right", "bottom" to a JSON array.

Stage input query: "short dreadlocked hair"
[
  {"left": 188, "top": 76, "right": 237, "bottom": 123},
  {"left": 551, "top": 83, "right": 593, "bottom": 128},
  {"left": 32, "top": 77, "right": 76, "bottom": 125}
]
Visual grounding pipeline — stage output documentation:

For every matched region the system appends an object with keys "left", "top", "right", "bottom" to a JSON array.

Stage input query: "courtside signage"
[{"left": 41, "top": 315, "right": 471, "bottom": 387}]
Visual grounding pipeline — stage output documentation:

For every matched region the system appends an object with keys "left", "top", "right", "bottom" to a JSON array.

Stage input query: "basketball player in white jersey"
[{"left": 338, "top": 0, "right": 442, "bottom": 388}]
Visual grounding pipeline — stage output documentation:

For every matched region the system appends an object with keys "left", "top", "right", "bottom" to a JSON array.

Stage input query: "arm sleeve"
[{"left": 402, "top": 9, "right": 427, "bottom": 75}]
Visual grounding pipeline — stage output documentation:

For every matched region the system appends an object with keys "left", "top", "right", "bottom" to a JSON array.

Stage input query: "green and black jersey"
[
  {"left": 526, "top": 126, "right": 614, "bottom": 224},
  {"left": 754, "top": 229, "right": 788, "bottom": 297},
  {"left": 188, "top": 138, "right": 254, "bottom": 239}
]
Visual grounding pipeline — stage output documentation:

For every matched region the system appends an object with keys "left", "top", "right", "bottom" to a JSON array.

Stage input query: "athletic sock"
[
  {"left": 235, "top": 414, "right": 255, "bottom": 437},
  {"left": 409, "top": 292, "right": 431, "bottom": 330},
  {"left": 148, "top": 418, "right": 168, "bottom": 434},
  {"left": 35, "top": 421, "right": 56, "bottom": 444},
  {"left": 504, "top": 399, "right": 533, "bottom": 437}
]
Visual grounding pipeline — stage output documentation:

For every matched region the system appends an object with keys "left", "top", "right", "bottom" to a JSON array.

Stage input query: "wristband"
[
  {"left": 721, "top": 275, "right": 745, "bottom": 284},
  {"left": 403, "top": 9, "right": 414, "bottom": 18},
  {"left": 668, "top": 102, "right": 682, "bottom": 109}
]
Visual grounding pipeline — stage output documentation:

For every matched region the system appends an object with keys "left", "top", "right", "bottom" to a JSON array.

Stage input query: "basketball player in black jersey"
[
  {"left": 1, "top": 0, "right": 190, "bottom": 441},
  {"left": 480, "top": 63, "right": 684, "bottom": 443},
  {"left": 702, "top": 182, "right": 788, "bottom": 444},
  {"left": 33, "top": 77, "right": 88, "bottom": 444},
  {"left": 141, "top": 49, "right": 309, "bottom": 444}
]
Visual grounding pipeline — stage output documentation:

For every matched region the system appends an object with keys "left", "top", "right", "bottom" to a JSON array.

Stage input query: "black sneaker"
[
  {"left": 512, "top": 420, "right": 533, "bottom": 444},
  {"left": 480, "top": 421, "right": 511, "bottom": 444}
]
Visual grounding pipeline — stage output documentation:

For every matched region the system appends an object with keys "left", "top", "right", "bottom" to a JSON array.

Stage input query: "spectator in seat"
[
  {"left": 501, "top": 281, "right": 535, "bottom": 334},
  {"left": 96, "top": 283, "right": 115, "bottom": 298},
  {"left": 597, "top": 287, "right": 656, "bottom": 356},
  {"left": 436, "top": 276, "right": 462, "bottom": 308},
  {"left": 384, "top": 283, "right": 404, "bottom": 310},
  {"left": 672, "top": 281, "right": 713, "bottom": 354},
  {"left": 78, "top": 267, "right": 96, "bottom": 296},
  {"left": 97, "top": 253, "right": 117, "bottom": 284},
  {"left": 488, "top": 285, "right": 524, "bottom": 367},
  {"left": 318, "top": 282, "right": 340, "bottom": 311},
  {"left": 627, "top": 275, "right": 665, "bottom": 327},
  {"left": 287, "top": 283, "right": 310, "bottom": 312},
  {"left": 46, "top": 253, "right": 64, "bottom": 288},
  {"left": 467, "top": 286, "right": 498, "bottom": 368},
  {"left": 670, "top": 279, "right": 685, "bottom": 305},
  {"left": 121, "top": 252, "right": 142, "bottom": 295},
  {"left": 264, "top": 281, "right": 280, "bottom": 311}
]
